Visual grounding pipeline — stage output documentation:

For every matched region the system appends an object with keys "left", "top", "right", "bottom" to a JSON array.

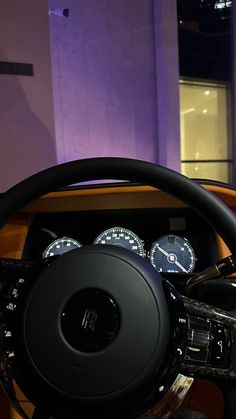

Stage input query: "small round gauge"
[
  {"left": 150, "top": 235, "right": 196, "bottom": 273},
  {"left": 43, "top": 237, "right": 82, "bottom": 258},
  {"left": 94, "top": 227, "right": 144, "bottom": 257}
]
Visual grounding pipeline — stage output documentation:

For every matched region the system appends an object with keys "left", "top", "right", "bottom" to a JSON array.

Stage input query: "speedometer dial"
[
  {"left": 94, "top": 227, "right": 144, "bottom": 257},
  {"left": 150, "top": 235, "right": 196, "bottom": 273},
  {"left": 43, "top": 237, "right": 82, "bottom": 258}
]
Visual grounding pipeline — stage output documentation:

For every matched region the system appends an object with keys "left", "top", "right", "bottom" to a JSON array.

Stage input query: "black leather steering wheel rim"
[
  {"left": 1, "top": 157, "right": 236, "bottom": 419},
  {"left": 1, "top": 157, "right": 236, "bottom": 254}
]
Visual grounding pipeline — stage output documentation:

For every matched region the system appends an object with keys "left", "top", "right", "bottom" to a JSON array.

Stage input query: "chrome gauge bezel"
[
  {"left": 94, "top": 227, "right": 145, "bottom": 257},
  {"left": 43, "top": 237, "right": 82, "bottom": 258}
]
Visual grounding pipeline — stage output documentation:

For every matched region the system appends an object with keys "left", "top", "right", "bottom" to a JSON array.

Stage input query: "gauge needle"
[
  {"left": 157, "top": 246, "right": 169, "bottom": 257},
  {"left": 157, "top": 245, "right": 187, "bottom": 273},
  {"left": 174, "top": 260, "right": 187, "bottom": 273}
]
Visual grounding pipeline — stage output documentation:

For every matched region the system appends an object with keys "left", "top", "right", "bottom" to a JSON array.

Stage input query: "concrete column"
[
  {"left": 49, "top": 0, "right": 159, "bottom": 165},
  {"left": 153, "top": 0, "right": 181, "bottom": 172}
]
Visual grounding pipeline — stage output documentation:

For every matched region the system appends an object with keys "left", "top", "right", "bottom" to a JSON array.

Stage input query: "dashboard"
[{"left": 0, "top": 181, "right": 234, "bottom": 278}]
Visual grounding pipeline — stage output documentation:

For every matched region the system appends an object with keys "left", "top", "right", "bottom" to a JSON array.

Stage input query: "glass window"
[
  {"left": 177, "top": 0, "right": 233, "bottom": 183},
  {"left": 181, "top": 162, "right": 232, "bottom": 183},
  {"left": 180, "top": 81, "right": 232, "bottom": 182}
]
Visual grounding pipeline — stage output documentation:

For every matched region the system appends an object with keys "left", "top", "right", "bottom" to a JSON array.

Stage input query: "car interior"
[
  {"left": 1, "top": 0, "right": 236, "bottom": 418},
  {"left": 0, "top": 157, "right": 236, "bottom": 419}
]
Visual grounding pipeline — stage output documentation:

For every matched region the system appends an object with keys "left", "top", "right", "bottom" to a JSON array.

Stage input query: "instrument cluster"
[
  {"left": 42, "top": 227, "right": 196, "bottom": 274},
  {"left": 24, "top": 208, "right": 218, "bottom": 276}
]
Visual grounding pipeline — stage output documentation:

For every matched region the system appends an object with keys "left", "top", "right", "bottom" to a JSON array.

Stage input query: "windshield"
[{"left": 0, "top": 0, "right": 234, "bottom": 190}]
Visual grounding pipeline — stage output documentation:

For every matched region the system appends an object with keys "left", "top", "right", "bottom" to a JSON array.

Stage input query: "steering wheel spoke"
[
  {"left": 180, "top": 295, "right": 236, "bottom": 380},
  {"left": 0, "top": 257, "right": 40, "bottom": 276}
]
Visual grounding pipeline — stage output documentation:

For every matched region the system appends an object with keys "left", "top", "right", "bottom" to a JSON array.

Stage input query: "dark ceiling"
[{"left": 177, "top": 0, "right": 232, "bottom": 81}]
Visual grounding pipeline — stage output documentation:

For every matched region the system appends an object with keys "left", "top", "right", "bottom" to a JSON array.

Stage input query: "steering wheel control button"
[
  {"left": 184, "top": 315, "right": 232, "bottom": 369},
  {"left": 209, "top": 321, "right": 231, "bottom": 368},
  {"left": 61, "top": 288, "right": 120, "bottom": 352},
  {"left": 185, "top": 315, "right": 210, "bottom": 365},
  {"left": 188, "top": 316, "right": 210, "bottom": 332}
]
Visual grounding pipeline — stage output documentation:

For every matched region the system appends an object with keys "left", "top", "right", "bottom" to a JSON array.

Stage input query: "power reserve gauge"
[{"left": 150, "top": 234, "right": 196, "bottom": 273}]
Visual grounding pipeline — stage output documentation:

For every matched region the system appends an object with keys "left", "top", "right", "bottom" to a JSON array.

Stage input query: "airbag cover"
[{"left": 24, "top": 245, "right": 170, "bottom": 401}]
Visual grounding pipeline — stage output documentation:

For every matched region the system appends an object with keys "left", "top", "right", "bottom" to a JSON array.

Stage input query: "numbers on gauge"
[
  {"left": 150, "top": 234, "right": 196, "bottom": 273},
  {"left": 43, "top": 237, "right": 82, "bottom": 258},
  {"left": 42, "top": 231, "right": 196, "bottom": 275},
  {"left": 94, "top": 227, "right": 144, "bottom": 257}
]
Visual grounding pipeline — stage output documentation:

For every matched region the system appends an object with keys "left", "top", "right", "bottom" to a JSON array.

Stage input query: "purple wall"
[
  {"left": 0, "top": 0, "right": 57, "bottom": 191},
  {"left": 49, "top": 0, "right": 160, "bottom": 164}
]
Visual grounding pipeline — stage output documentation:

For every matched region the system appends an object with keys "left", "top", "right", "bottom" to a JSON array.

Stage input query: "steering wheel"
[{"left": 0, "top": 157, "right": 236, "bottom": 419}]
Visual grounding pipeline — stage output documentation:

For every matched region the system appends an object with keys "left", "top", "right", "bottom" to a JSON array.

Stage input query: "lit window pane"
[
  {"left": 182, "top": 162, "right": 232, "bottom": 183},
  {"left": 180, "top": 82, "right": 231, "bottom": 161}
]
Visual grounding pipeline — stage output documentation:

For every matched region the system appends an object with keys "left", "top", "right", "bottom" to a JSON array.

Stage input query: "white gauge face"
[
  {"left": 94, "top": 227, "right": 144, "bottom": 257},
  {"left": 43, "top": 237, "right": 82, "bottom": 258},
  {"left": 150, "top": 234, "right": 196, "bottom": 273}
]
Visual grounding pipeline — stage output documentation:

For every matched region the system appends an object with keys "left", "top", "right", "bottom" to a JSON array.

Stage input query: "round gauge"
[
  {"left": 43, "top": 237, "right": 82, "bottom": 258},
  {"left": 150, "top": 235, "right": 196, "bottom": 273},
  {"left": 94, "top": 227, "right": 144, "bottom": 257}
]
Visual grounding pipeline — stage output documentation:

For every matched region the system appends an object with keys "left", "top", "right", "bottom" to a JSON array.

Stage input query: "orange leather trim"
[
  {"left": 202, "top": 184, "right": 236, "bottom": 209},
  {"left": 23, "top": 187, "right": 187, "bottom": 213},
  {"left": 0, "top": 214, "right": 32, "bottom": 258},
  {"left": 21, "top": 183, "right": 236, "bottom": 213}
]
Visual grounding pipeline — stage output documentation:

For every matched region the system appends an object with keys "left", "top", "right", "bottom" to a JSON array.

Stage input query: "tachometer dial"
[
  {"left": 94, "top": 227, "right": 144, "bottom": 257},
  {"left": 150, "top": 235, "right": 196, "bottom": 273},
  {"left": 43, "top": 237, "right": 82, "bottom": 258}
]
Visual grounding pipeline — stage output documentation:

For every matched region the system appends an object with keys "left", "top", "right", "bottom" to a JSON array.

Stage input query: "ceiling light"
[{"left": 180, "top": 108, "right": 195, "bottom": 115}]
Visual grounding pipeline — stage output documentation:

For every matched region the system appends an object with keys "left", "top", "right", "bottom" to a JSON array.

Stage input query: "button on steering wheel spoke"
[
  {"left": 0, "top": 257, "right": 54, "bottom": 317},
  {"left": 180, "top": 295, "right": 235, "bottom": 379}
]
